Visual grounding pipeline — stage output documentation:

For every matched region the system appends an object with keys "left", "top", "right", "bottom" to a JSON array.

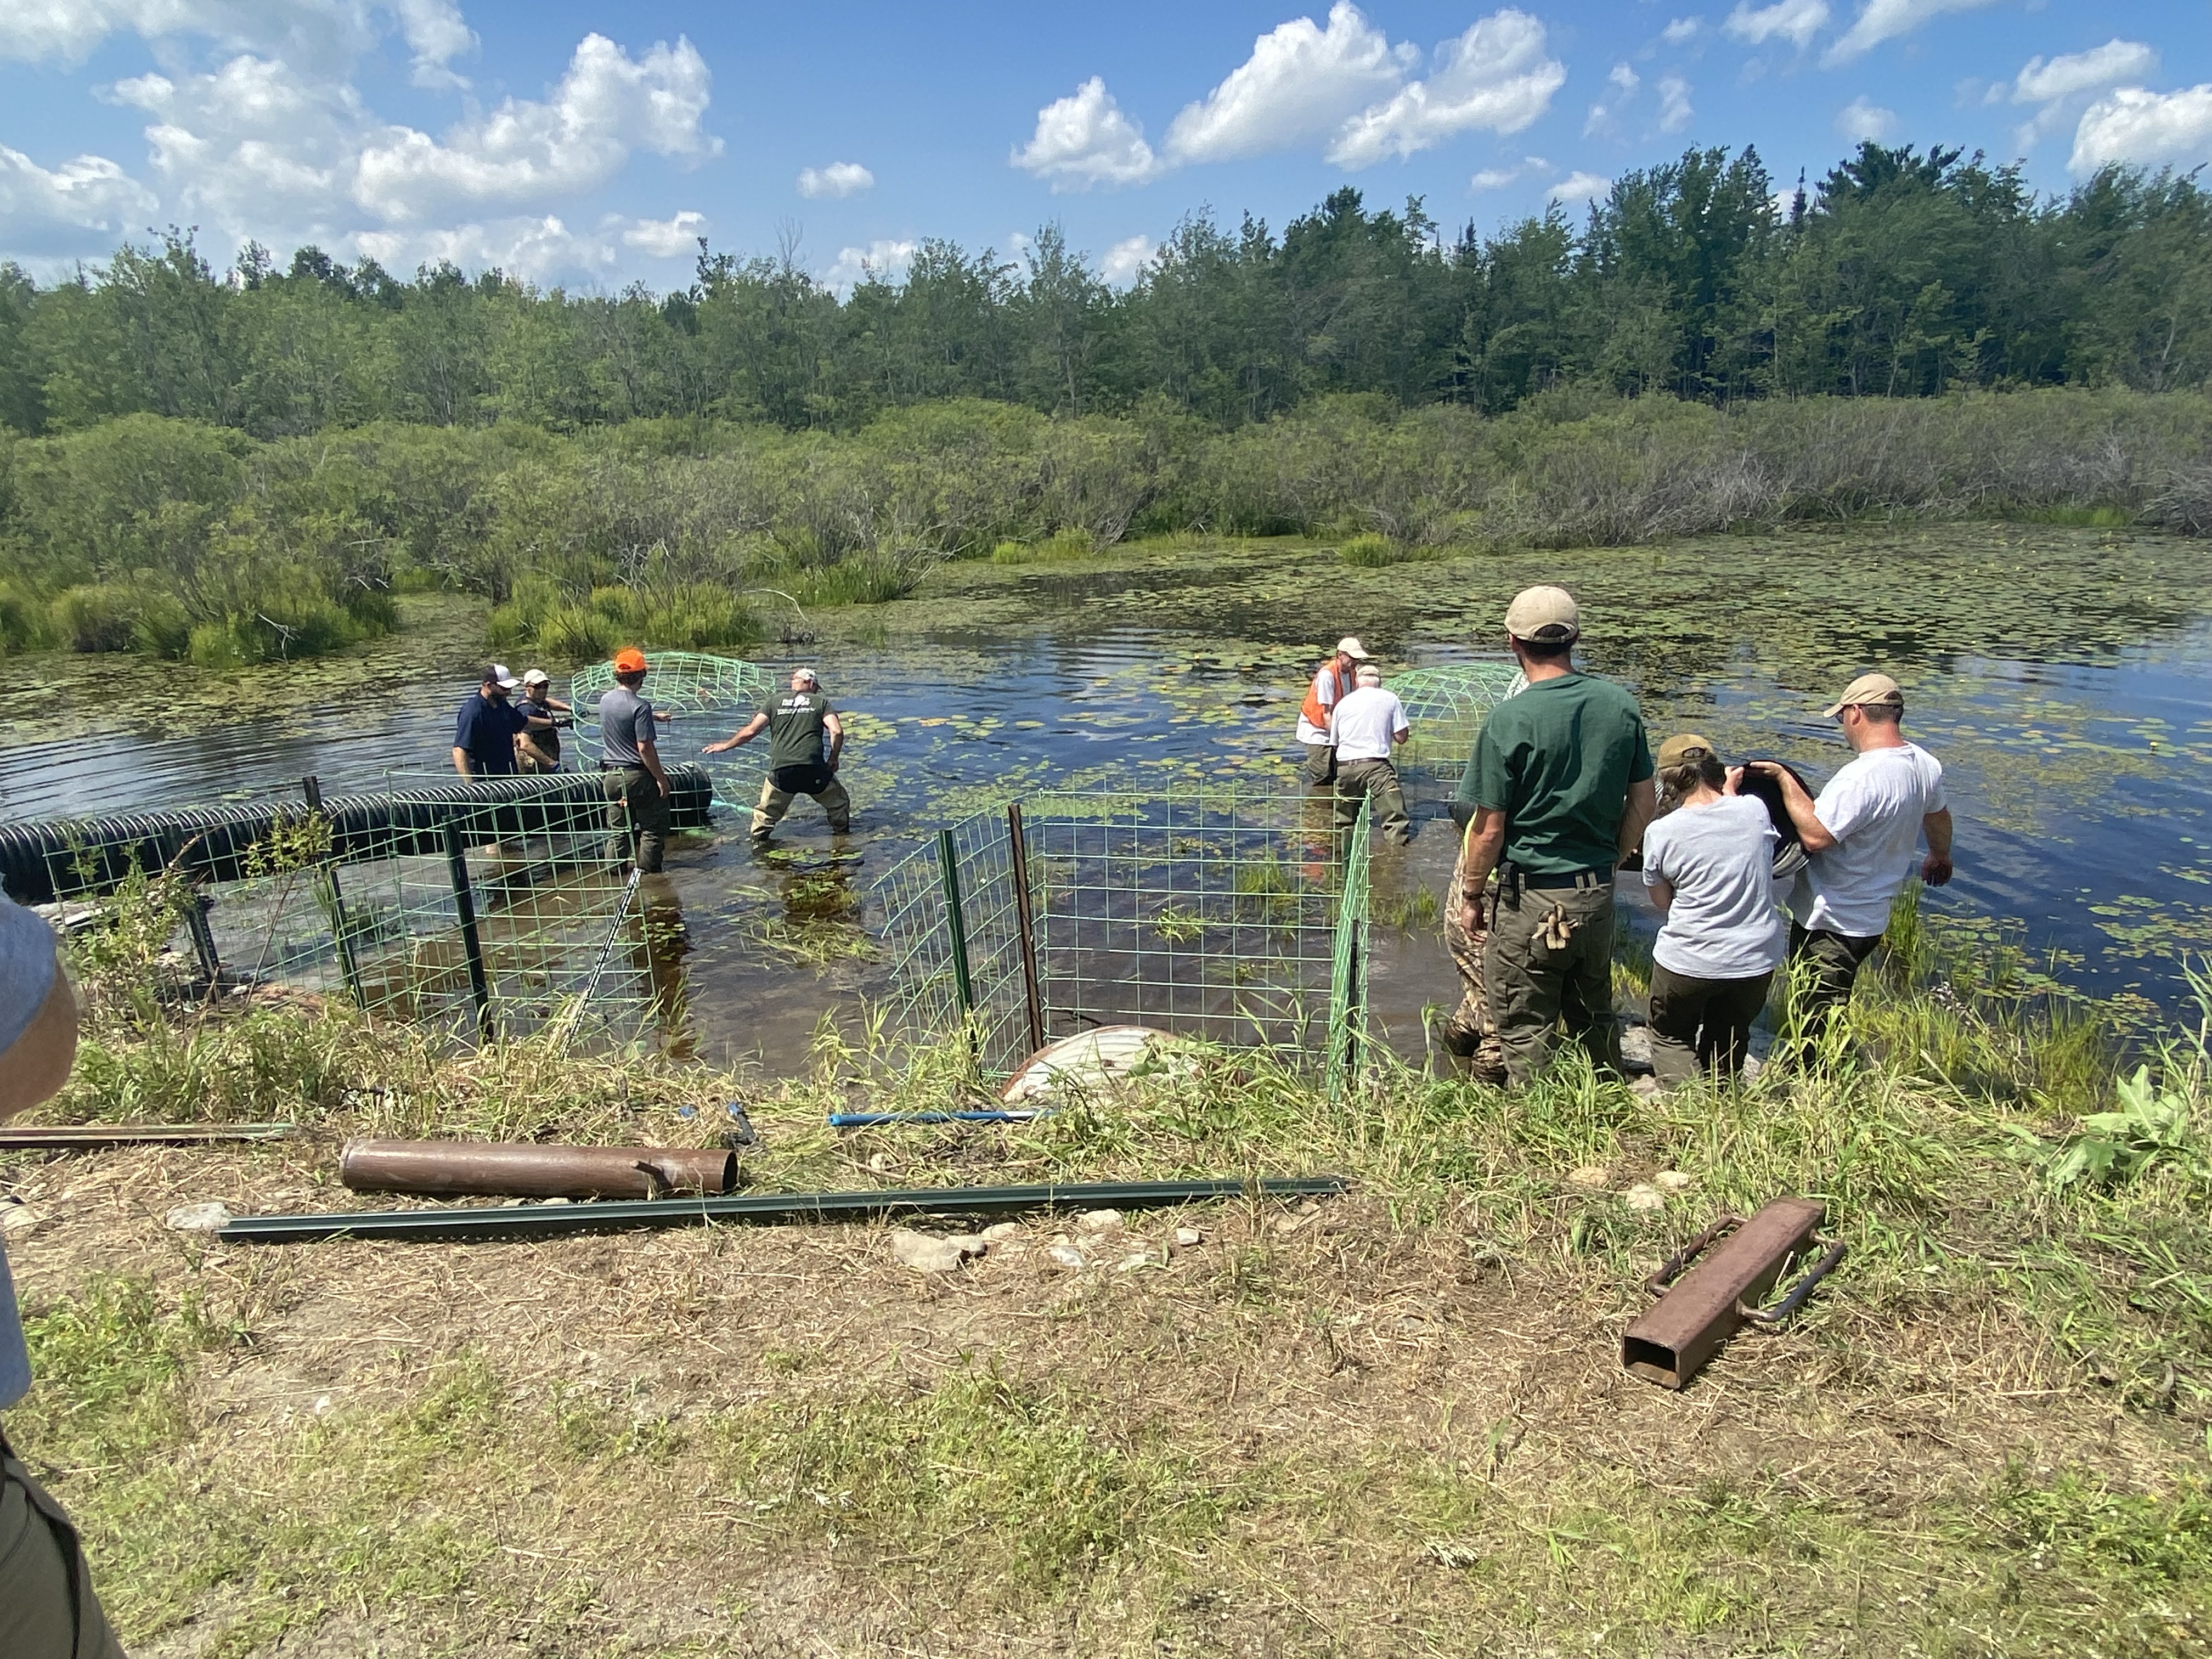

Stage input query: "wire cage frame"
[
  {"left": 569, "top": 650, "right": 773, "bottom": 742},
  {"left": 33, "top": 775, "right": 676, "bottom": 1054},
  {"left": 1395, "top": 661, "right": 1526, "bottom": 786},
  {"left": 873, "top": 789, "right": 1372, "bottom": 1094}
]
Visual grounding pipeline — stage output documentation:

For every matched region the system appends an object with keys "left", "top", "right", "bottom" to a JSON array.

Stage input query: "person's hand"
[
  {"left": 658, "top": 777, "right": 672, "bottom": 798},
  {"left": 1743, "top": 759, "right": 1779, "bottom": 778},
  {"left": 1921, "top": 852, "right": 1953, "bottom": 887},
  {"left": 1723, "top": 765, "right": 1745, "bottom": 795},
  {"left": 702, "top": 740, "right": 725, "bottom": 754},
  {"left": 655, "top": 709, "right": 673, "bottom": 723},
  {"left": 1458, "top": 892, "right": 1482, "bottom": 935}
]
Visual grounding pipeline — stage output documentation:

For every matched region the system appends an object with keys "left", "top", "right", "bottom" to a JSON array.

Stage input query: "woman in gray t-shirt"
[{"left": 1639, "top": 735, "right": 1787, "bottom": 1085}]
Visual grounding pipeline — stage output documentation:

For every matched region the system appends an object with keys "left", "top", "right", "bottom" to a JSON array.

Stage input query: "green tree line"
[{"left": 4, "top": 142, "right": 2210, "bottom": 439}]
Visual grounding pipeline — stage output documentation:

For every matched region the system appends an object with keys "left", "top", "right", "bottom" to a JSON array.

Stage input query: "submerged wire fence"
[
  {"left": 27, "top": 774, "right": 694, "bottom": 1052},
  {"left": 1396, "top": 661, "right": 1525, "bottom": 786},
  {"left": 874, "top": 790, "right": 1372, "bottom": 1091}
]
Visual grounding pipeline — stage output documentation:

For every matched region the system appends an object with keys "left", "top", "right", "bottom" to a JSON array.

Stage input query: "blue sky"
[{"left": 2, "top": 0, "right": 2207, "bottom": 290}]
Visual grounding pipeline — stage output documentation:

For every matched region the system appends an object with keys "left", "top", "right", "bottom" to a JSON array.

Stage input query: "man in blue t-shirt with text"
[{"left": 1455, "top": 586, "right": 1655, "bottom": 1086}]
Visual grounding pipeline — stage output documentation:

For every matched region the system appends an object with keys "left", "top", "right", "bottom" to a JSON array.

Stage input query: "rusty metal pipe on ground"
[
  {"left": 341, "top": 1139, "right": 739, "bottom": 1201},
  {"left": 1622, "top": 1197, "right": 1845, "bottom": 1390}
]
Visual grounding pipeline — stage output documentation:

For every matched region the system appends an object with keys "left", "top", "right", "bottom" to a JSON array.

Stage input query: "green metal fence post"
[
  {"left": 936, "top": 828, "right": 975, "bottom": 1020},
  {"left": 302, "top": 776, "right": 365, "bottom": 1002},
  {"left": 441, "top": 818, "right": 498, "bottom": 1043},
  {"left": 1006, "top": 802, "right": 1046, "bottom": 1054}
]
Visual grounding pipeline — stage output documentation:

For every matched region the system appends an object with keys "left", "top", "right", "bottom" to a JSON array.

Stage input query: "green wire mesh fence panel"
[
  {"left": 873, "top": 810, "right": 1037, "bottom": 1076},
  {"left": 872, "top": 790, "right": 1369, "bottom": 1077},
  {"left": 1326, "top": 799, "right": 1372, "bottom": 1100},
  {"left": 1396, "top": 661, "right": 1526, "bottom": 787},
  {"left": 38, "top": 778, "right": 662, "bottom": 1053},
  {"left": 569, "top": 651, "right": 774, "bottom": 767}
]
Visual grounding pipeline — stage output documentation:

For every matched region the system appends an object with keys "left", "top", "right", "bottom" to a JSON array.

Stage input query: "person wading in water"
[{"left": 703, "top": 668, "right": 850, "bottom": 842}]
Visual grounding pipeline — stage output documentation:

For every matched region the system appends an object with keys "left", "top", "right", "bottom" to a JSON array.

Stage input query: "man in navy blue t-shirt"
[{"left": 452, "top": 665, "right": 529, "bottom": 777}]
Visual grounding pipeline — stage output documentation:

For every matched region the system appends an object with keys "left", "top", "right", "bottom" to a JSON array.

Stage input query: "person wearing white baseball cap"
[
  {"left": 1454, "top": 585, "right": 1655, "bottom": 1085},
  {"left": 1294, "top": 636, "right": 1372, "bottom": 787},
  {"left": 516, "top": 669, "right": 571, "bottom": 772},
  {"left": 1743, "top": 670, "right": 1954, "bottom": 1049},
  {"left": 0, "top": 896, "right": 127, "bottom": 1657}
]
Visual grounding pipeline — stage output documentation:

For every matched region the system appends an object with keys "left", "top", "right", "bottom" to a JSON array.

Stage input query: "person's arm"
[
  {"left": 1617, "top": 776, "right": 1656, "bottom": 867},
  {"left": 639, "top": 735, "right": 669, "bottom": 796},
  {"left": 1646, "top": 876, "right": 1675, "bottom": 914},
  {"left": 1921, "top": 807, "right": 1954, "bottom": 885},
  {"left": 1747, "top": 762, "right": 1837, "bottom": 853},
  {"left": 517, "top": 732, "right": 554, "bottom": 768},
  {"left": 452, "top": 745, "right": 472, "bottom": 778},
  {"left": 0, "top": 949, "right": 78, "bottom": 1122},
  {"left": 1457, "top": 808, "right": 1508, "bottom": 934},
  {"left": 703, "top": 712, "right": 770, "bottom": 755},
  {"left": 824, "top": 710, "right": 845, "bottom": 771},
  {"left": 1391, "top": 701, "right": 1409, "bottom": 747},
  {"left": 549, "top": 696, "right": 573, "bottom": 714}
]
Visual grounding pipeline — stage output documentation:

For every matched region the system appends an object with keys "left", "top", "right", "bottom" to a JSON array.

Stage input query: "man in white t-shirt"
[
  {"left": 1326, "top": 664, "right": 1413, "bottom": 843},
  {"left": 1746, "top": 670, "right": 1955, "bottom": 1043}
]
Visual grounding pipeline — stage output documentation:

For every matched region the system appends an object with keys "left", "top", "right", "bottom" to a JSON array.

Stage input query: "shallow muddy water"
[{"left": 4, "top": 526, "right": 2208, "bottom": 1071}]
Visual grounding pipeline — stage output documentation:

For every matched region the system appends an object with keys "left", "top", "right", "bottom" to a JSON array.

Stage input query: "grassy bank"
[
  {"left": 4, "top": 387, "right": 2211, "bottom": 668},
  {"left": 2, "top": 899, "right": 2208, "bottom": 1656}
]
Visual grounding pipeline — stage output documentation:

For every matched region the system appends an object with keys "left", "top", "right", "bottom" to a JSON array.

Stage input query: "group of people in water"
[
  {"left": 451, "top": 650, "right": 850, "bottom": 873},
  {"left": 1296, "top": 585, "right": 1954, "bottom": 1090}
]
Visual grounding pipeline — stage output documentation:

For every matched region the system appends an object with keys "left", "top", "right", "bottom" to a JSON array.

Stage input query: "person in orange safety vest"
[{"left": 1295, "top": 636, "right": 1371, "bottom": 786}]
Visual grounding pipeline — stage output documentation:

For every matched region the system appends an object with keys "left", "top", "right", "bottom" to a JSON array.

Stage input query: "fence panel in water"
[
  {"left": 875, "top": 790, "right": 1371, "bottom": 1087},
  {"left": 1396, "top": 661, "right": 1525, "bottom": 787}
]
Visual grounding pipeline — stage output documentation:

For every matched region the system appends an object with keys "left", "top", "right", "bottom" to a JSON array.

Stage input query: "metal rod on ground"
[
  {"left": 1622, "top": 1197, "right": 1842, "bottom": 1389},
  {"left": 0, "top": 1123, "right": 295, "bottom": 1150},
  {"left": 828, "top": 1110, "right": 1043, "bottom": 1127},
  {"left": 302, "top": 776, "right": 365, "bottom": 1002},
  {"left": 1006, "top": 802, "right": 1046, "bottom": 1054},
  {"left": 936, "top": 828, "right": 976, "bottom": 1022},
  {"left": 439, "top": 819, "right": 497, "bottom": 1043},
  {"left": 218, "top": 1175, "right": 1351, "bottom": 1245}
]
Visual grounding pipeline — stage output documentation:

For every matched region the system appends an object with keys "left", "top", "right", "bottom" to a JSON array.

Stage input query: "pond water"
[{"left": 4, "top": 525, "right": 2208, "bottom": 1073}]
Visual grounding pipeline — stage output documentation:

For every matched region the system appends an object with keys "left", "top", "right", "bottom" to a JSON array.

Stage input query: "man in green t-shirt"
[
  {"left": 1454, "top": 586, "right": 1655, "bottom": 1085},
  {"left": 703, "top": 668, "right": 851, "bottom": 840}
]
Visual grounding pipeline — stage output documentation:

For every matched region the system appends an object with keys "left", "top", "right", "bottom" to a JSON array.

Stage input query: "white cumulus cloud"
[
  {"left": 1657, "top": 74, "right": 1693, "bottom": 133},
  {"left": 1324, "top": 9, "right": 1565, "bottom": 167},
  {"left": 823, "top": 238, "right": 917, "bottom": 293},
  {"left": 1722, "top": 0, "right": 1828, "bottom": 50},
  {"left": 355, "top": 213, "right": 619, "bottom": 283},
  {"left": 2009, "top": 40, "right": 2157, "bottom": 150},
  {"left": 1099, "top": 233, "right": 1155, "bottom": 285},
  {"left": 2015, "top": 39, "right": 2157, "bottom": 105},
  {"left": 622, "top": 209, "right": 705, "bottom": 257},
  {"left": 1163, "top": 1, "right": 1414, "bottom": 165},
  {"left": 1662, "top": 16, "right": 1705, "bottom": 44},
  {"left": 1549, "top": 170, "right": 1610, "bottom": 204},
  {"left": 1012, "top": 76, "right": 1161, "bottom": 190},
  {"left": 2070, "top": 84, "right": 2212, "bottom": 176},
  {"left": 1822, "top": 0, "right": 1995, "bottom": 67},
  {"left": 352, "top": 33, "right": 716, "bottom": 222},
  {"left": 0, "top": 143, "right": 159, "bottom": 251},
  {"left": 1470, "top": 154, "right": 1551, "bottom": 189},
  {"left": 796, "top": 161, "right": 873, "bottom": 199},
  {"left": 1836, "top": 94, "right": 1898, "bottom": 140},
  {"left": 1585, "top": 63, "right": 1638, "bottom": 135},
  {"left": 0, "top": 0, "right": 475, "bottom": 86}
]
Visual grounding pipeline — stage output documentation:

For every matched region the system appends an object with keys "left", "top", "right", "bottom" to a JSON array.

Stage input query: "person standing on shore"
[
  {"left": 0, "top": 896, "right": 127, "bottom": 1659},
  {"left": 703, "top": 668, "right": 850, "bottom": 842},
  {"left": 1745, "top": 672, "right": 1953, "bottom": 1048},
  {"left": 598, "top": 647, "right": 671, "bottom": 873},
  {"left": 1640, "top": 734, "right": 1787, "bottom": 1085},
  {"left": 1295, "top": 638, "right": 1369, "bottom": 787},
  {"left": 1325, "top": 664, "right": 1413, "bottom": 844},
  {"left": 516, "top": 669, "right": 569, "bottom": 772},
  {"left": 451, "top": 665, "right": 528, "bottom": 778},
  {"left": 1454, "top": 587, "right": 1655, "bottom": 1086}
]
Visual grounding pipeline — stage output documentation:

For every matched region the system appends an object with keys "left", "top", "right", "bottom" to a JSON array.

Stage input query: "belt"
[
  {"left": 600, "top": 761, "right": 648, "bottom": 772},
  {"left": 1523, "top": 867, "right": 1614, "bottom": 890}
]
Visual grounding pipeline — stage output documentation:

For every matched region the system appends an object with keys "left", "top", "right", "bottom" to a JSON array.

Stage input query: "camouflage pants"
[{"left": 1441, "top": 828, "right": 1504, "bottom": 1076}]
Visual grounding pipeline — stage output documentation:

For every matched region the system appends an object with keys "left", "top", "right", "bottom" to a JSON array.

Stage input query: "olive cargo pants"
[
  {"left": 1332, "top": 758, "right": 1412, "bottom": 844},
  {"left": 1483, "top": 881, "right": 1620, "bottom": 1086},
  {"left": 752, "top": 765, "right": 851, "bottom": 837},
  {"left": 0, "top": 1435, "right": 127, "bottom": 1659},
  {"left": 1646, "top": 961, "right": 1773, "bottom": 1084},
  {"left": 602, "top": 765, "right": 668, "bottom": 873}
]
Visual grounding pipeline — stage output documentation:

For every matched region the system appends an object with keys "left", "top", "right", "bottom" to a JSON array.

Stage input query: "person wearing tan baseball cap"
[
  {"left": 1744, "top": 669, "right": 1955, "bottom": 1052},
  {"left": 1453, "top": 585, "right": 1656, "bottom": 1086}
]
